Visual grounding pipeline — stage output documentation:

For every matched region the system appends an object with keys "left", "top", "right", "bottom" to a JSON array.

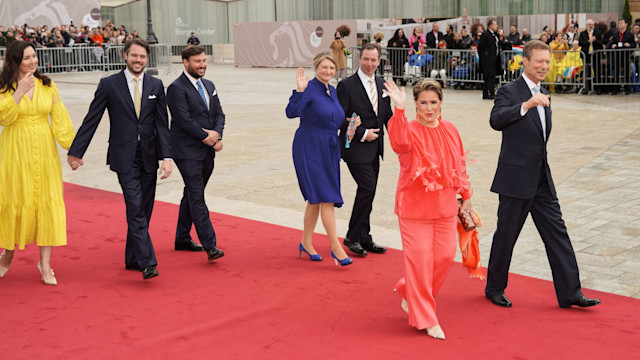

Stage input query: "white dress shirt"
[
  {"left": 184, "top": 70, "right": 209, "bottom": 109},
  {"left": 357, "top": 68, "right": 378, "bottom": 142},
  {"left": 520, "top": 73, "right": 547, "bottom": 141},
  {"left": 124, "top": 68, "right": 143, "bottom": 105}
]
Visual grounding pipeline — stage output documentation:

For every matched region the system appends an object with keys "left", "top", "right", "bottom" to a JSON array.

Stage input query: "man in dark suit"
[
  {"left": 485, "top": 40, "right": 600, "bottom": 309},
  {"left": 67, "top": 38, "right": 171, "bottom": 280},
  {"left": 426, "top": 22, "right": 444, "bottom": 49},
  {"left": 606, "top": 19, "right": 637, "bottom": 95},
  {"left": 337, "top": 43, "right": 393, "bottom": 257},
  {"left": 167, "top": 45, "right": 225, "bottom": 262},
  {"left": 478, "top": 19, "right": 501, "bottom": 99},
  {"left": 578, "top": 19, "right": 605, "bottom": 94}
]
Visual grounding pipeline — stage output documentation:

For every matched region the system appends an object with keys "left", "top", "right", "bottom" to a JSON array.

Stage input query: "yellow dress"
[{"left": 0, "top": 79, "right": 75, "bottom": 250}]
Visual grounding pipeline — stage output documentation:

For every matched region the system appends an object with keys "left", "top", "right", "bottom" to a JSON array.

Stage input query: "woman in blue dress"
[{"left": 286, "top": 52, "right": 358, "bottom": 266}]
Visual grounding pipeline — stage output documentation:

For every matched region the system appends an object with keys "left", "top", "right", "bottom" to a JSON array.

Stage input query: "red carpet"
[{"left": 1, "top": 183, "right": 638, "bottom": 359}]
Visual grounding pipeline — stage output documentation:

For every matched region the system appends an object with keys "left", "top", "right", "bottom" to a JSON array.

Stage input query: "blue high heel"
[
  {"left": 299, "top": 243, "right": 322, "bottom": 261},
  {"left": 331, "top": 251, "right": 353, "bottom": 266}
]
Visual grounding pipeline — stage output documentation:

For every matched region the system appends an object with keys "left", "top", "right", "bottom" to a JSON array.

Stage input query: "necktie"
[
  {"left": 133, "top": 77, "right": 141, "bottom": 118},
  {"left": 197, "top": 80, "right": 208, "bottom": 108},
  {"left": 588, "top": 31, "right": 594, "bottom": 53},
  {"left": 369, "top": 78, "right": 378, "bottom": 116},
  {"left": 532, "top": 85, "right": 546, "bottom": 140}
]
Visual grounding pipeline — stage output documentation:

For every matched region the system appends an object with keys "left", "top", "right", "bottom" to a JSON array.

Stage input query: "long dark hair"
[
  {"left": 0, "top": 41, "right": 51, "bottom": 94},
  {"left": 393, "top": 28, "right": 407, "bottom": 41}
]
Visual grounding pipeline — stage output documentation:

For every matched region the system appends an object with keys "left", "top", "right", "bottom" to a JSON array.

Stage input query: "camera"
[{"left": 376, "top": 38, "right": 381, "bottom": 43}]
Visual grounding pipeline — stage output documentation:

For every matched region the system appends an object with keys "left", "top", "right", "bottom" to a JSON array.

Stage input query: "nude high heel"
[
  {"left": 426, "top": 325, "right": 445, "bottom": 340},
  {"left": 37, "top": 262, "right": 57, "bottom": 286},
  {"left": 0, "top": 250, "right": 11, "bottom": 278}
]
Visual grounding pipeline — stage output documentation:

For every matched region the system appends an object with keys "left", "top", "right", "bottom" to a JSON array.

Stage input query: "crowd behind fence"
[
  {"left": 1, "top": 44, "right": 637, "bottom": 95},
  {"left": 0, "top": 43, "right": 178, "bottom": 75},
  {"left": 346, "top": 46, "right": 640, "bottom": 95}
]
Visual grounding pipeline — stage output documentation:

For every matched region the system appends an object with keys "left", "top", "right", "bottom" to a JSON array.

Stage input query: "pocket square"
[
  {"left": 212, "top": 90, "right": 217, "bottom": 96},
  {"left": 382, "top": 93, "right": 389, "bottom": 98},
  {"left": 148, "top": 95, "right": 157, "bottom": 99}
]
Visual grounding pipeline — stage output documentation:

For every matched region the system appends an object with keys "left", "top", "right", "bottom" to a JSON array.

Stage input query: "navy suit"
[
  {"left": 486, "top": 76, "right": 584, "bottom": 306},
  {"left": 337, "top": 73, "right": 392, "bottom": 246},
  {"left": 167, "top": 73, "right": 225, "bottom": 251},
  {"left": 68, "top": 70, "right": 170, "bottom": 269}
]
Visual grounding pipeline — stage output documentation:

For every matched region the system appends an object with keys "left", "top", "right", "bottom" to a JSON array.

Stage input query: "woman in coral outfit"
[
  {"left": 383, "top": 78, "right": 473, "bottom": 340},
  {"left": 0, "top": 41, "right": 75, "bottom": 285}
]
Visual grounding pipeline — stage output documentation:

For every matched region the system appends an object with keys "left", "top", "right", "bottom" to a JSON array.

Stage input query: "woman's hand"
[
  {"left": 382, "top": 80, "right": 405, "bottom": 109},
  {"left": 16, "top": 72, "right": 35, "bottom": 96},
  {"left": 296, "top": 67, "right": 309, "bottom": 92},
  {"left": 459, "top": 198, "right": 473, "bottom": 215}
]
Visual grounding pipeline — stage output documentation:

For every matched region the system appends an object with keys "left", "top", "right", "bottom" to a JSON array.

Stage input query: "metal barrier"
[
  {"left": 171, "top": 44, "right": 213, "bottom": 56},
  {"left": 589, "top": 48, "right": 638, "bottom": 94},
  {"left": 28, "top": 43, "right": 176, "bottom": 75},
  {"left": 500, "top": 50, "right": 588, "bottom": 95}
]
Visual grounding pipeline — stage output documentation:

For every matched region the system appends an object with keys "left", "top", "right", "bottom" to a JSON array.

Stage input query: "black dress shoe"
[
  {"left": 142, "top": 266, "right": 158, "bottom": 280},
  {"left": 361, "top": 241, "right": 387, "bottom": 254},
  {"left": 125, "top": 264, "right": 141, "bottom": 271},
  {"left": 207, "top": 247, "right": 225, "bottom": 261},
  {"left": 175, "top": 239, "right": 205, "bottom": 251},
  {"left": 487, "top": 95, "right": 496, "bottom": 99},
  {"left": 343, "top": 237, "right": 367, "bottom": 257},
  {"left": 487, "top": 294, "right": 512, "bottom": 307},
  {"left": 560, "top": 296, "right": 600, "bottom": 308}
]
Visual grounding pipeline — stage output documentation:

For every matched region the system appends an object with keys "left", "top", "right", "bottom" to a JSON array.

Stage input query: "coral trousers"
[{"left": 395, "top": 216, "right": 457, "bottom": 329}]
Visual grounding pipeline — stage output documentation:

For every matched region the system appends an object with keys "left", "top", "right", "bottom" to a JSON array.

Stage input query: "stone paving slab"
[{"left": 37, "top": 65, "right": 640, "bottom": 299}]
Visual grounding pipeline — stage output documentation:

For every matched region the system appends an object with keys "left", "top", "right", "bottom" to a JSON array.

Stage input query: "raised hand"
[
  {"left": 382, "top": 80, "right": 406, "bottom": 109},
  {"left": 296, "top": 67, "right": 309, "bottom": 92}
]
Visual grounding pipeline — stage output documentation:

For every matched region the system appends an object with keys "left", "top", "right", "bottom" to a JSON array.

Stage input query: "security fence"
[
  {"left": 588, "top": 48, "right": 639, "bottom": 94},
  {"left": 7, "top": 43, "right": 178, "bottom": 75},
  {"left": 500, "top": 49, "right": 588, "bottom": 95},
  {"left": 345, "top": 46, "right": 638, "bottom": 95}
]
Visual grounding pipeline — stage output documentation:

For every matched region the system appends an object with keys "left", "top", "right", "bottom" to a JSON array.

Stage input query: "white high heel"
[
  {"left": 426, "top": 325, "right": 445, "bottom": 340},
  {"left": 37, "top": 262, "right": 57, "bottom": 286}
]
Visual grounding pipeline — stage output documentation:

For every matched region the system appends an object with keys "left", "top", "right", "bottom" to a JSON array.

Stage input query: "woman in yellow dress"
[{"left": 0, "top": 41, "right": 75, "bottom": 285}]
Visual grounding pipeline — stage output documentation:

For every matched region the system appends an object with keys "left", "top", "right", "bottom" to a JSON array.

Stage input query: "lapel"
[
  {"left": 180, "top": 73, "right": 208, "bottom": 111},
  {"left": 117, "top": 70, "right": 136, "bottom": 117},
  {"left": 353, "top": 74, "right": 372, "bottom": 113},
  {"left": 541, "top": 86, "right": 551, "bottom": 140},
  {"left": 516, "top": 76, "right": 544, "bottom": 141},
  {"left": 139, "top": 74, "right": 153, "bottom": 117}
]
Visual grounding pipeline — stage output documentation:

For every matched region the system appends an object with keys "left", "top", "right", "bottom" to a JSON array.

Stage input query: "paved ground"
[{"left": 48, "top": 65, "right": 640, "bottom": 299}]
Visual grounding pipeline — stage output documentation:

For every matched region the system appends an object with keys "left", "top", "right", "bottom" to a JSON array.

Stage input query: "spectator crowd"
[{"left": 374, "top": 17, "right": 640, "bottom": 95}]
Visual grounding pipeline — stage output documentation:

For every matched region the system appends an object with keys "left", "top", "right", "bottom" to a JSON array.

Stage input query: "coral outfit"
[
  {"left": 388, "top": 108, "right": 471, "bottom": 330},
  {"left": 0, "top": 80, "right": 75, "bottom": 250}
]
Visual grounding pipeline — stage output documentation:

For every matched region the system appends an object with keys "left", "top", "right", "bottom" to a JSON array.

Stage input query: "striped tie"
[{"left": 369, "top": 78, "right": 378, "bottom": 116}]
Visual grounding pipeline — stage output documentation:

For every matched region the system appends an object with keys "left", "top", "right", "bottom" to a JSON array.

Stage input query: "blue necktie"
[{"left": 197, "top": 80, "right": 208, "bottom": 108}]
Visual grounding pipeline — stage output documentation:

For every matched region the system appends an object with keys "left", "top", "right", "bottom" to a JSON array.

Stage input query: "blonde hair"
[
  {"left": 313, "top": 51, "right": 337, "bottom": 69},
  {"left": 412, "top": 78, "right": 443, "bottom": 101}
]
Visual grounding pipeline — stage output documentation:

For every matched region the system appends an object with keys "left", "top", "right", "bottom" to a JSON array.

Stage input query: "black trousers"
[
  {"left": 482, "top": 59, "right": 499, "bottom": 98},
  {"left": 117, "top": 147, "right": 158, "bottom": 269},
  {"left": 485, "top": 172, "right": 583, "bottom": 306},
  {"left": 174, "top": 152, "right": 216, "bottom": 251},
  {"left": 345, "top": 156, "right": 380, "bottom": 245}
]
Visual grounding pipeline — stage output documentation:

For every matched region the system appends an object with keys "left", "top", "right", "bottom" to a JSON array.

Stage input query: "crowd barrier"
[
  {"left": 345, "top": 46, "right": 638, "bottom": 95},
  {"left": 0, "top": 43, "right": 177, "bottom": 75}
]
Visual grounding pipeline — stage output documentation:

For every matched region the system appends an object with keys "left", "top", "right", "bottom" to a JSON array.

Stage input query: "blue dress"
[{"left": 285, "top": 78, "right": 344, "bottom": 207}]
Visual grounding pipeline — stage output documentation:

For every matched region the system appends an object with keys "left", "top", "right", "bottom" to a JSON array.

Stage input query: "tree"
[{"left": 622, "top": 0, "right": 632, "bottom": 26}]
